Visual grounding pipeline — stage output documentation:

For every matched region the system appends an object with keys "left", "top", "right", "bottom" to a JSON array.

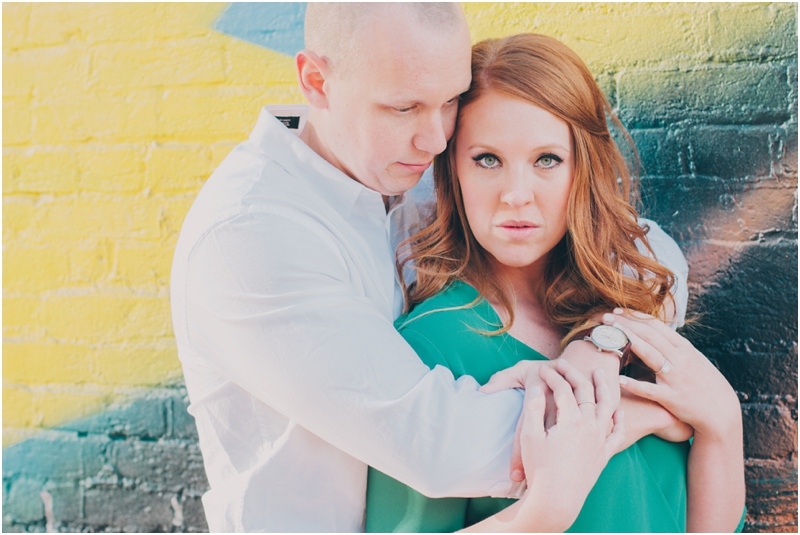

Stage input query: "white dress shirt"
[{"left": 170, "top": 105, "right": 689, "bottom": 532}]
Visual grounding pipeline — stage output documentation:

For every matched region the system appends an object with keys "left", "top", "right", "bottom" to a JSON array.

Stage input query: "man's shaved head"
[
  {"left": 304, "top": 3, "right": 466, "bottom": 75},
  {"left": 296, "top": 2, "right": 472, "bottom": 197}
]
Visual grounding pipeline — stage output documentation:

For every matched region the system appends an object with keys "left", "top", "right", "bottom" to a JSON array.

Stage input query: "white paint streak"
[
  {"left": 170, "top": 495, "right": 184, "bottom": 527},
  {"left": 40, "top": 490, "right": 56, "bottom": 533}
]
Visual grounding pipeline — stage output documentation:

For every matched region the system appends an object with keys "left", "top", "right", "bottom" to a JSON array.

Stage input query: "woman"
[{"left": 365, "top": 34, "right": 744, "bottom": 532}]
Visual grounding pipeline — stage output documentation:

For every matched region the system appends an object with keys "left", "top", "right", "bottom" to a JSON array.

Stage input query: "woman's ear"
[{"left": 295, "top": 50, "right": 330, "bottom": 109}]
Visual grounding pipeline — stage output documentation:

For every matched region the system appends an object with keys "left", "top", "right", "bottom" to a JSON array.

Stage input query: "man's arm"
[{"left": 182, "top": 211, "right": 524, "bottom": 499}]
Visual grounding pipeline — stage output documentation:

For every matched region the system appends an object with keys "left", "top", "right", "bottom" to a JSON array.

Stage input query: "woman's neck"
[{"left": 488, "top": 259, "right": 564, "bottom": 359}]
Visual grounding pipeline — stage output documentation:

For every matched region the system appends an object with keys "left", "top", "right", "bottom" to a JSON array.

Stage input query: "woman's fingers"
[
  {"left": 593, "top": 368, "right": 615, "bottom": 423},
  {"left": 605, "top": 410, "right": 627, "bottom": 456},
  {"left": 604, "top": 311, "right": 680, "bottom": 358},
  {"left": 608, "top": 321, "right": 671, "bottom": 378},
  {"left": 619, "top": 375, "right": 663, "bottom": 403},
  {"left": 539, "top": 365, "right": 580, "bottom": 420},
  {"left": 519, "top": 386, "right": 546, "bottom": 440},
  {"left": 554, "top": 359, "right": 596, "bottom": 416}
]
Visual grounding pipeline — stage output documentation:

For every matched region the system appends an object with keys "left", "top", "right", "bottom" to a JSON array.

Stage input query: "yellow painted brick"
[
  {"left": 464, "top": 3, "right": 708, "bottom": 70},
  {"left": 35, "top": 390, "right": 112, "bottom": 429},
  {"left": 3, "top": 387, "right": 35, "bottom": 428},
  {"left": 211, "top": 143, "right": 237, "bottom": 169},
  {"left": 3, "top": 296, "right": 45, "bottom": 339},
  {"left": 3, "top": 342, "right": 93, "bottom": 384},
  {"left": 3, "top": 196, "right": 38, "bottom": 239},
  {"left": 709, "top": 4, "right": 798, "bottom": 53},
  {"left": 25, "top": 3, "right": 91, "bottom": 47},
  {"left": 3, "top": 97, "right": 32, "bottom": 145},
  {"left": 33, "top": 88, "right": 158, "bottom": 144},
  {"left": 2, "top": 149, "right": 79, "bottom": 194},
  {"left": 68, "top": 241, "right": 112, "bottom": 284},
  {"left": 225, "top": 37, "right": 297, "bottom": 86},
  {"left": 92, "top": 346, "right": 182, "bottom": 386},
  {"left": 2, "top": 50, "right": 36, "bottom": 97},
  {"left": 3, "top": 246, "right": 71, "bottom": 293},
  {"left": 37, "top": 195, "right": 162, "bottom": 240},
  {"left": 146, "top": 145, "right": 211, "bottom": 194},
  {"left": 90, "top": 37, "right": 225, "bottom": 89},
  {"left": 3, "top": 3, "right": 29, "bottom": 50},
  {"left": 16, "top": 44, "right": 90, "bottom": 101},
  {"left": 43, "top": 295, "right": 172, "bottom": 342},
  {"left": 77, "top": 146, "right": 146, "bottom": 192},
  {"left": 25, "top": 3, "right": 224, "bottom": 46},
  {"left": 114, "top": 242, "right": 173, "bottom": 288},
  {"left": 158, "top": 85, "right": 302, "bottom": 143}
]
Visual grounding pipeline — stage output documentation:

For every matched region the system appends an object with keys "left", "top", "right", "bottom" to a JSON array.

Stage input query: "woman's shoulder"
[{"left": 395, "top": 281, "right": 500, "bottom": 339}]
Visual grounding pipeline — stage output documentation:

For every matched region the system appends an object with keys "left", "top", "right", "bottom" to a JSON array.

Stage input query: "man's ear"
[{"left": 295, "top": 50, "right": 330, "bottom": 110}]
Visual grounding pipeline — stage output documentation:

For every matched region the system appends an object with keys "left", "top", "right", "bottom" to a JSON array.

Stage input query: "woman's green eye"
[
  {"left": 537, "top": 154, "right": 562, "bottom": 168},
  {"left": 483, "top": 156, "right": 498, "bottom": 166}
]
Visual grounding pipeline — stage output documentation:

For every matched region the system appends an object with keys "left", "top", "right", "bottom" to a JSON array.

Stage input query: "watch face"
[{"left": 591, "top": 325, "right": 628, "bottom": 350}]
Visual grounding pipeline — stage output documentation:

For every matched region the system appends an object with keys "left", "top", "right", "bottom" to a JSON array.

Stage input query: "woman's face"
[{"left": 455, "top": 90, "right": 574, "bottom": 275}]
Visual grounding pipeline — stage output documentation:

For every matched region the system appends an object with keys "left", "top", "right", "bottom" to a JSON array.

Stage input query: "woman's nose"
[{"left": 500, "top": 171, "right": 535, "bottom": 207}]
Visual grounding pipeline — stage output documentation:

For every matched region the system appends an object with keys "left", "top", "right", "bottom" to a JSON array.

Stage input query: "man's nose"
[{"left": 413, "top": 110, "right": 448, "bottom": 155}]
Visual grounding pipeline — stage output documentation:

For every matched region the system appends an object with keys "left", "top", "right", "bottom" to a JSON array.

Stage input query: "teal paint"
[{"left": 214, "top": 2, "right": 306, "bottom": 57}]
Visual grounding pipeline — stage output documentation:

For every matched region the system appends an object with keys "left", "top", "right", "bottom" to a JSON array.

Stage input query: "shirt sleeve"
[
  {"left": 182, "top": 209, "right": 525, "bottom": 499},
  {"left": 637, "top": 217, "right": 690, "bottom": 328}
]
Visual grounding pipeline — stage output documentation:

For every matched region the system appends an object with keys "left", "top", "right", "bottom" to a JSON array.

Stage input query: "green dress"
[{"left": 365, "top": 281, "right": 690, "bottom": 533}]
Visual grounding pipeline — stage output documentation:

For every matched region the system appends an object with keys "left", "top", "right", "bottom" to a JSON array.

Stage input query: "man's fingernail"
[
  {"left": 603, "top": 313, "right": 615, "bottom": 323},
  {"left": 619, "top": 376, "right": 628, "bottom": 385},
  {"left": 614, "top": 308, "right": 624, "bottom": 314},
  {"left": 511, "top": 470, "right": 525, "bottom": 482}
]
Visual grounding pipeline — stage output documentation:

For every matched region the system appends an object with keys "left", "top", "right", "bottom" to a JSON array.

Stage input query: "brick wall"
[{"left": 3, "top": 3, "right": 797, "bottom": 532}]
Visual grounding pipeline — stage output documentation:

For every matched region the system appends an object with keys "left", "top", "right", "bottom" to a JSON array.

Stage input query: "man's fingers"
[
  {"left": 479, "top": 366, "right": 524, "bottom": 394},
  {"left": 512, "top": 386, "right": 545, "bottom": 481}
]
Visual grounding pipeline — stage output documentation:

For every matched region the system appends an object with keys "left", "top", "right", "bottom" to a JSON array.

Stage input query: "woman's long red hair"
[{"left": 397, "top": 34, "right": 675, "bottom": 352}]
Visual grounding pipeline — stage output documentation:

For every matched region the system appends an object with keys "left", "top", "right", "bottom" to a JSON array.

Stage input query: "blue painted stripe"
[{"left": 214, "top": 2, "right": 307, "bottom": 58}]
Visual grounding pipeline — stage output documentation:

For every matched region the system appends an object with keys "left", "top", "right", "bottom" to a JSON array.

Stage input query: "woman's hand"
[
  {"left": 517, "top": 360, "right": 626, "bottom": 532},
  {"left": 463, "top": 359, "right": 624, "bottom": 533},
  {"left": 603, "top": 309, "right": 745, "bottom": 532},
  {"left": 602, "top": 309, "right": 740, "bottom": 438}
]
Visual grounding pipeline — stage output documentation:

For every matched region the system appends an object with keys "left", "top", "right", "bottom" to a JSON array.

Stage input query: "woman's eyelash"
[{"left": 472, "top": 153, "right": 500, "bottom": 168}]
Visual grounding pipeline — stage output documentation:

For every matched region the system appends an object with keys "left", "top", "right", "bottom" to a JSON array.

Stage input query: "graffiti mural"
[{"left": 3, "top": 3, "right": 797, "bottom": 532}]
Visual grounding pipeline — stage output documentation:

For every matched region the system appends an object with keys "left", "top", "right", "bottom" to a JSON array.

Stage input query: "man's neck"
[{"left": 299, "top": 119, "right": 392, "bottom": 214}]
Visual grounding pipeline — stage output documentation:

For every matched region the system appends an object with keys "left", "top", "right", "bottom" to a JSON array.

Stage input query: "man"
[{"left": 170, "top": 3, "right": 688, "bottom": 531}]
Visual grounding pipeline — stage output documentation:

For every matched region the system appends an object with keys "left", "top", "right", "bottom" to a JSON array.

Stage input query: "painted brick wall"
[{"left": 3, "top": 3, "right": 797, "bottom": 532}]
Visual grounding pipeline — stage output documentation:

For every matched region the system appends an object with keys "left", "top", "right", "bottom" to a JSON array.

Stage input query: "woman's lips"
[{"left": 497, "top": 221, "right": 539, "bottom": 239}]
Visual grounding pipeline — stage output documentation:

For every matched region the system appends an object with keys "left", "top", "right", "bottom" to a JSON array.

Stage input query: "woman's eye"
[
  {"left": 537, "top": 154, "right": 562, "bottom": 168},
  {"left": 396, "top": 105, "right": 415, "bottom": 113},
  {"left": 474, "top": 154, "right": 500, "bottom": 168}
]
